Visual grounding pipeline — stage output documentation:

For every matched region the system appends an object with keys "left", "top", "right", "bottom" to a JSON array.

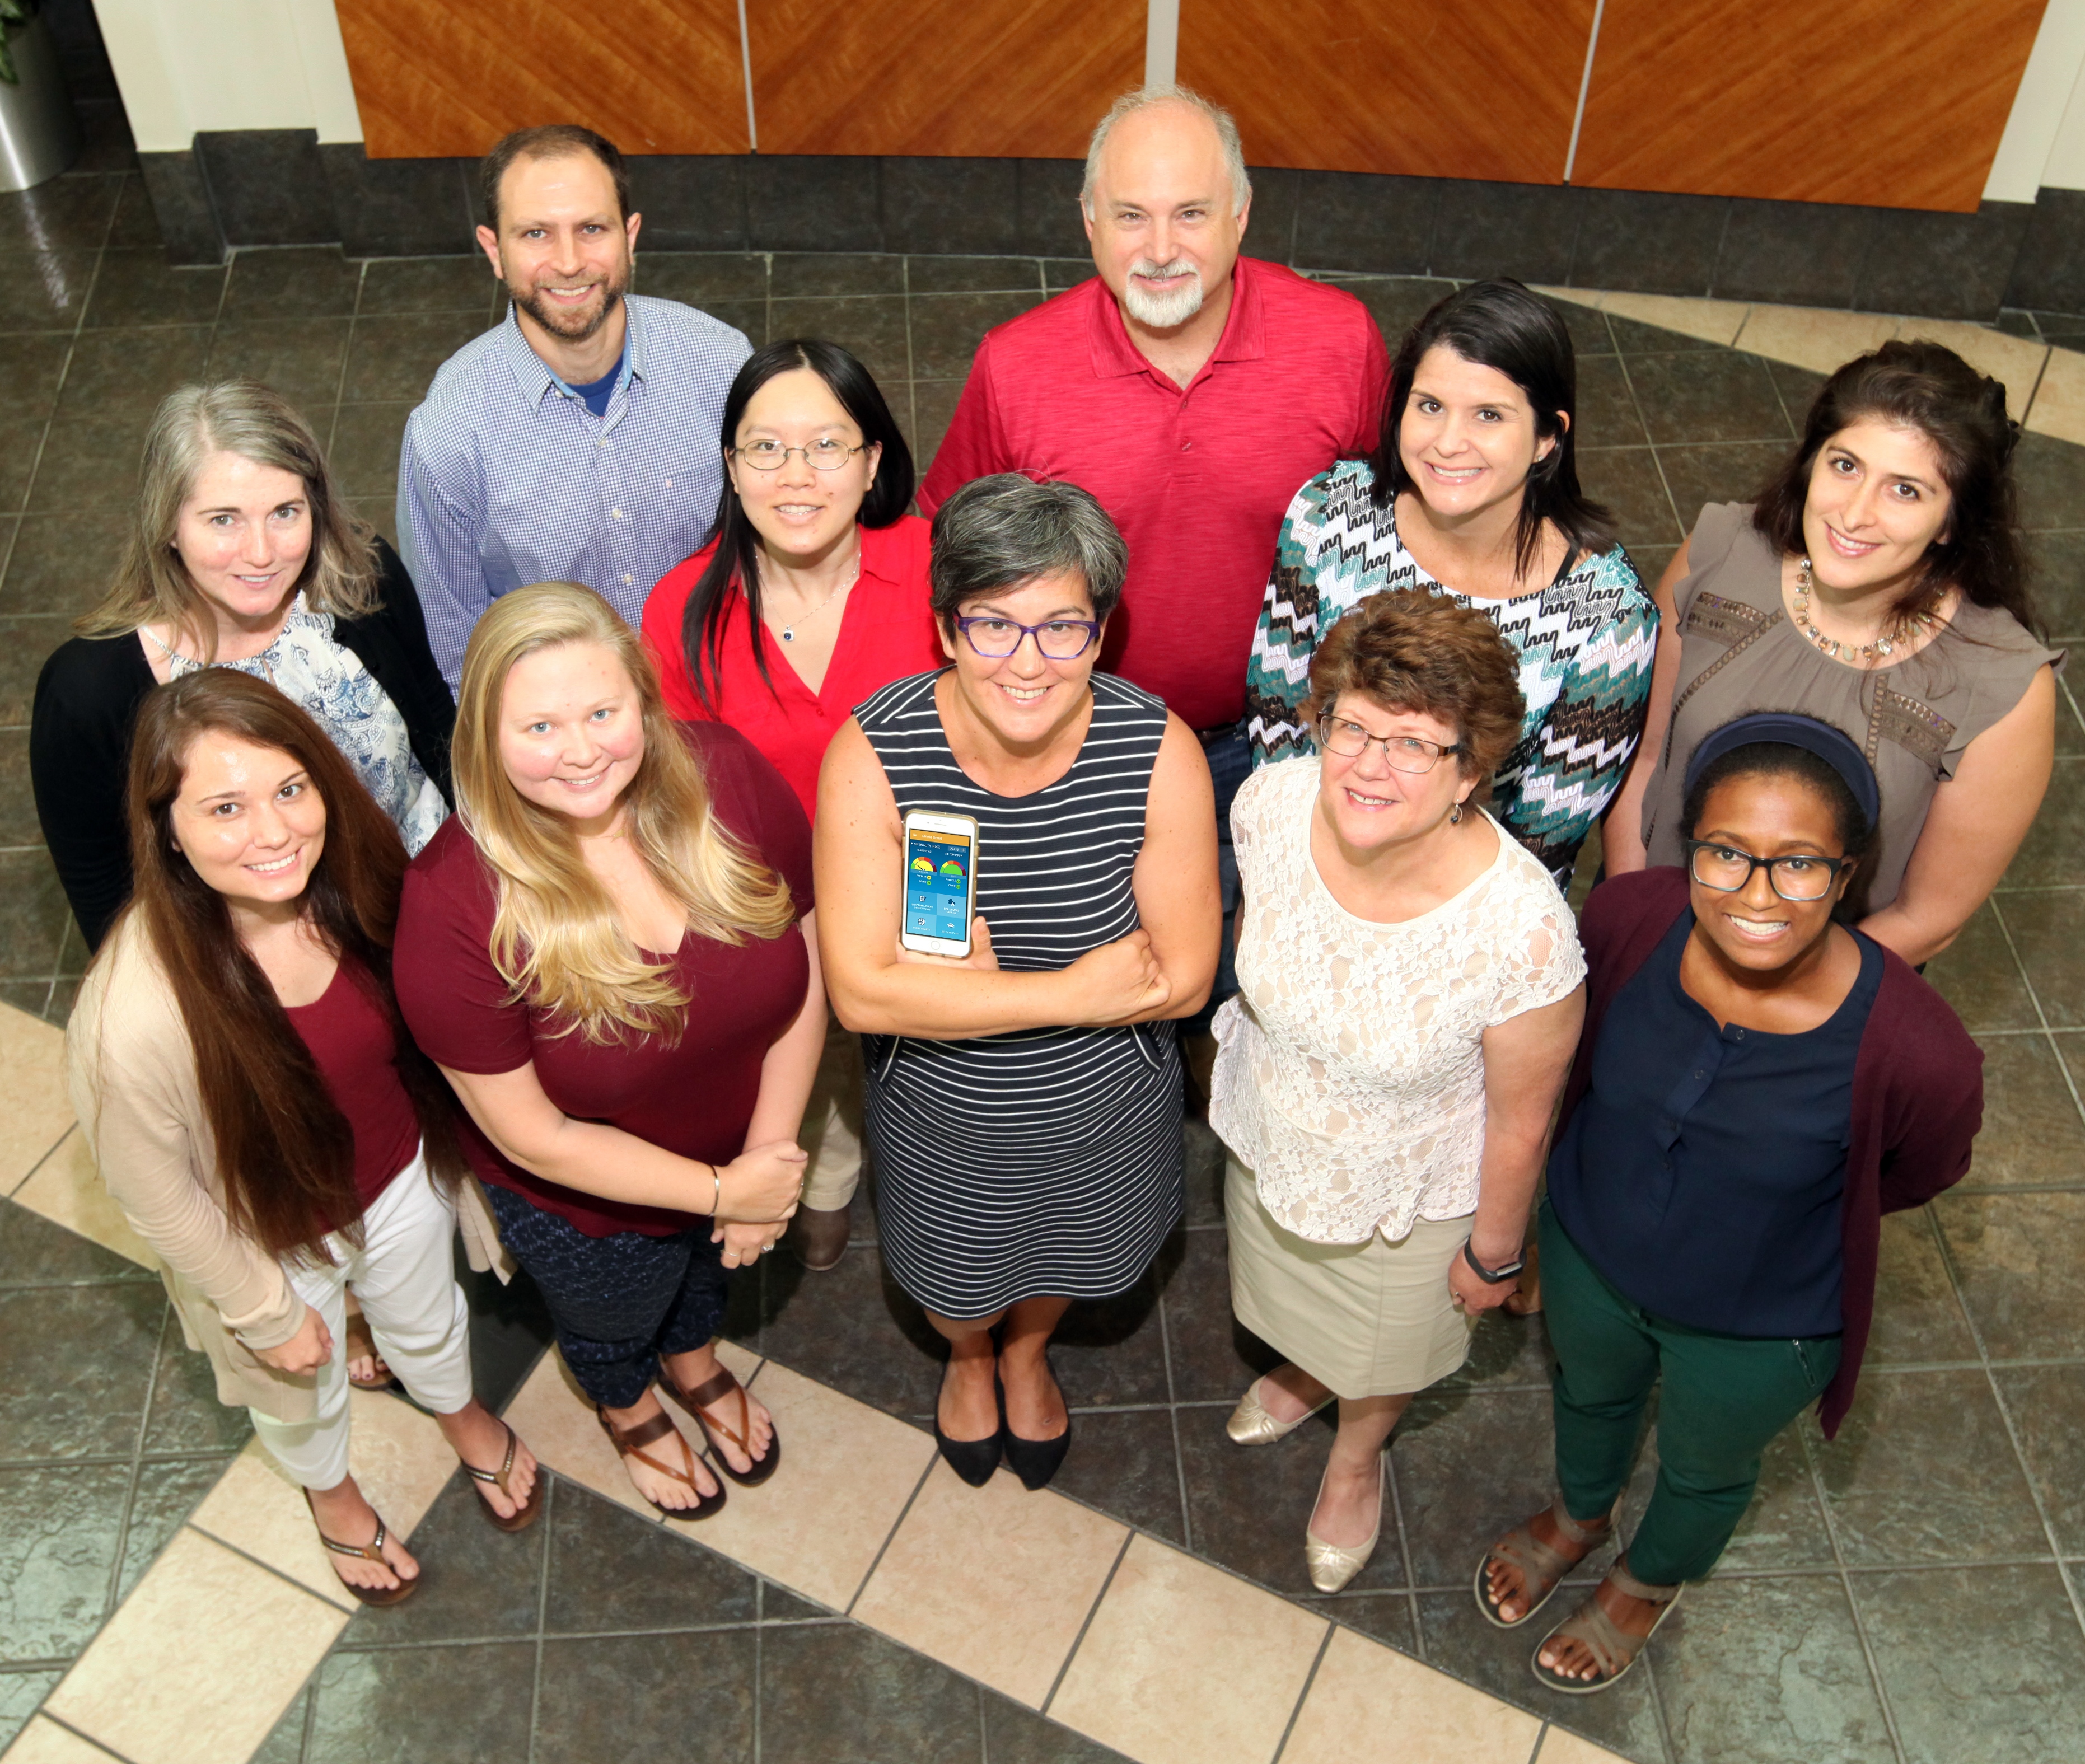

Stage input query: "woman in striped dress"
[{"left": 818, "top": 476, "right": 1221, "bottom": 1491}]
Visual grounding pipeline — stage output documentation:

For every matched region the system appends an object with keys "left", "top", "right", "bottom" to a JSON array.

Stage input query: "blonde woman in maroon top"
[{"left": 68, "top": 671, "right": 539, "bottom": 1607}]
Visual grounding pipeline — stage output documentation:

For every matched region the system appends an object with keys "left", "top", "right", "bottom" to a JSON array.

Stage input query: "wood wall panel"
[
  {"left": 336, "top": 1, "right": 747, "bottom": 160},
  {"left": 746, "top": 0, "right": 1141, "bottom": 159},
  {"left": 1572, "top": 0, "right": 2045, "bottom": 213},
  {"left": 1175, "top": 0, "right": 1595, "bottom": 183}
]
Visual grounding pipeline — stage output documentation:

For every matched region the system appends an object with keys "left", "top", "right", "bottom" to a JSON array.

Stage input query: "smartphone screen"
[{"left": 905, "top": 827, "right": 973, "bottom": 944}]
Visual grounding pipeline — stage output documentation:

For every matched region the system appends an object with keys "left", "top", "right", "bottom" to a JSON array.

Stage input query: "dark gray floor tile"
[
  {"left": 56, "top": 325, "right": 211, "bottom": 423},
  {"left": 0, "top": 334, "right": 73, "bottom": 423},
  {"left": 105, "top": 175, "right": 161, "bottom": 252},
  {"left": 1318, "top": 275, "right": 1452, "bottom": 352},
  {"left": 1936, "top": 1190, "right": 2085, "bottom": 1361},
  {"left": 1439, "top": 1307, "right": 1552, "bottom": 1392},
  {"left": 0, "top": 1283, "right": 163, "bottom": 1460},
  {"left": 2001, "top": 891, "right": 2085, "bottom": 1028},
  {"left": 1654, "top": 1572, "right": 1894, "bottom": 1764},
  {"left": 1853, "top": 1564, "right": 2085, "bottom": 1764},
  {"left": 116, "top": 1452, "right": 235, "bottom": 1598},
  {"left": 326, "top": 402, "right": 411, "bottom": 498},
  {"left": 1923, "top": 902, "right": 2038, "bottom": 1031},
  {"left": 1577, "top": 354, "right": 1649, "bottom": 449},
  {"left": 1392, "top": 1387, "right": 1575, "bottom": 1588},
  {"left": 908, "top": 290, "right": 1042, "bottom": 382},
  {"left": 769, "top": 254, "right": 905, "bottom": 298},
  {"left": 750, "top": 1242, "right": 942, "bottom": 1421},
  {"left": 340, "top": 312, "right": 481, "bottom": 405},
  {"left": 1537, "top": 294, "right": 1617, "bottom": 360},
  {"left": 1047, "top": 1406, "right": 1185, "bottom": 1546},
  {"left": 1054, "top": 1249, "right": 1175, "bottom": 1412},
  {"left": 357, "top": 258, "right": 499, "bottom": 317},
  {"left": 1652, "top": 443, "right": 1791, "bottom": 532},
  {"left": 0, "top": 1194, "right": 152, "bottom": 1286},
  {"left": 206, "top": 317, "right": 352, "bottom": 409},
  {"left": 910, "top": 378, "right": 965, "bottom": 472},
  {"left": 1042, "top": 259, "right": 1092, "bottom": 293},
  {"left": 544, "top": 1472, "right": 757, "bottom": 1634},
  {"left": 83, "top": 250, "right": 225, "bottom": 329},
  {"left": 0, "top": 728, "right": 36, "bottom": 845},
  {"left": 2003, "top": 758, "right": 2085, "bottom": 888},
  {"left": 142, "top": 1304, "right": 253, "bottom": 1456},
  {"left": 766, "top": 295, "right": 909, "bottom": 387},
  {"left": 339, "top": 1475, "right": 545, "bottom": 1647},
  {"left": 0, "top": 614, "right": 69, "bottom": 720},
  {"left": 1627, "top": 350, "right": 1793, "bottom": 447},
  {"left": 1866, "top": 1208, "right": 1979, "bottom": 1367},
  {"left": 223, "top": 247, "right": 361, "bottom": 321},
  {"left": 1180, "top": 1122, "right": 1224, "bottom": 1229},
  {"left": 981, "top": 1688, "right": 1133, "bottom": 1763},
  {"left": 1957, "top": 1035, "right": 2085, "bottom": 1189},
  {"left": 0, "top": 418, "right": 43, "bottom": 512},
  {"left": 536, "top": 1627, "right": 756, "bottom": 1763},
  {"left": 1608, "top": 315, "right": 1724, "bottom": 356},
  {"left": 760, "top": 1621, "right": 982, "bottom": 1764},
  {"left": 0, "top": 1460, "right": 128, "bottom": 1663},
  {"left": 0, "top": 510, "right": 127, "bottom": 616},
  {"left": 635, "top": 252, "right": 768, "bottom": 306},
  {"left": 1765, "top": 361, "right": 1829, "bottom": 428},
  {"left": 1573, "top": 447, "right": 1682, "bottom": 551},
  {"left": 0, "top": 980, "right": 54, "bottom": 1018},
  {"left": 698, "top": 297, "right": 765, "bottom": 350},
  {"left": 0, "top": 1671, "right": 63, "bottom": 1750},
  {"left": 1295, "top": 1588, "right": 1419, "bottom": 1653},
  {"left": 1996, "top": 1363, "right": 2085, "bottom": 1555},
  {"left": 760, "top": 1579, "right": 830, "bottom": 1622},
  {"left": 1158, "top": 1224, "right": 1271, "bottom": 1405},
  {"left": 46, "top": 977, "right": 80, "bottom": 1028},
  {"left": 1806, "top": 1368, "right": 2050, "bottom": 1565},
  {"left": 907, "top": 257, "right": 1044, "bottom": 294},
  {"left": 1414, "top": 1589, "right": 1669, "bottom": 1762},
  {"left": 0, "top": 180, "right": 119, "bottom": 255},
  {"left": 304, "top": 1641, "right": 536, "bottom": 1764},
  {"left": 1628, "top": 1419, "right": 1834, "bottom": 1576},
  {"left": 2016, "top": 432, "right": 2085, "bottom": 532},
  {"left": 0, "top": 849, "right": 72, "bottom": 985},
  {"left": 2040, "top": 528, "right": 2085, "bottom": 639},
  {"left": 251, "top": 1684, "right": 310, "bottom": 1763},
  {"left": 0, "top": 251, "right": 96, "bottom": 331}
]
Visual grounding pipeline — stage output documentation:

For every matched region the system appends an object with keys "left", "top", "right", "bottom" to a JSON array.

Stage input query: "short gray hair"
[
  {"left": 1081, "top": 83, "right": 1251, "bottom": 217},
  {"left": 928, "top": 475, "right": 1129, "bottom": 625}
]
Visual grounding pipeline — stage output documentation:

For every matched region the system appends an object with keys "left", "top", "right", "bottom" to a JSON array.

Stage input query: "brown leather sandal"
[
  {"left": 303, "top": 1490, "right": 418, "bottom": 1607},
  {"left": 1476, "top": 1495, "right": 1613, "bottom": 1629},
  {"left": 343, "top": 1311, "right": 399, "bottom": 1392},
  {"left": 665, "top": 1363, "right": 780, "bottom": 1487},
  {"left": 596, "top": 1403, "right": 726, "bottom": 1519},
  {"left": 1531, "top": 1561, "right": 1683, "bottom": 1695},
  {"left": 461, "top": 1419, "right": 544, "bottom": 1533}
]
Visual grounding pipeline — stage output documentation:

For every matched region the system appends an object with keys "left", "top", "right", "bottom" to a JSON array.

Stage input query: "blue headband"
[{"left": 1681, "top": 713, "right": 1881, "bottom": 829}]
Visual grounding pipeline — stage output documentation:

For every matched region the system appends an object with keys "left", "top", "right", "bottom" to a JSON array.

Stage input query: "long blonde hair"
[
  {"left": 76, "top": 380, "right": 380, "bottom": 657},
  {"left": 452, "top": 582, "right": 796, "bottom": 1043}
]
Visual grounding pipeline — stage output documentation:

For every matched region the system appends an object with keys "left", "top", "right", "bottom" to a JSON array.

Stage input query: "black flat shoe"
[
  {"left": 933, "top": 1412, "right": 1003, "bottom": 1486},
  {"left": 998, "top": 1370, "right": 1071, "bottom": 1491}
]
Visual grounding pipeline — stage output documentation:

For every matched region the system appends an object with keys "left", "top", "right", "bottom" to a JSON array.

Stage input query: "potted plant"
[{"left": 0, "top": 0, "right": 80, "bottom": 192}]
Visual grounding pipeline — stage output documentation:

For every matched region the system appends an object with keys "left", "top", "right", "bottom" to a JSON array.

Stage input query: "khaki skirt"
[{"left": 1225, "top": 1153, "right": 1476, "bottom": 1401}]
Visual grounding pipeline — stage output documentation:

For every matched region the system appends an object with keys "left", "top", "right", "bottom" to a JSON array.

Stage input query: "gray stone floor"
[{"left": 3, "top": 105, "right": 2085, "bottom": 1764}]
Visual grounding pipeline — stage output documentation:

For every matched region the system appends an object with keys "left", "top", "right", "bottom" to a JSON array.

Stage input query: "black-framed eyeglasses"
[
  {"left": 1315, "top": 712, "right": 1462, "bottom": 774},
  {"left": 730, "top": 439, "right": 866, "bottom": 472},
  {"left": 954, "top": 615, "right": 1101, "bottom": 661},
  {"left": 1685, "top": 839, "right": 1853, "bottom": 902}
]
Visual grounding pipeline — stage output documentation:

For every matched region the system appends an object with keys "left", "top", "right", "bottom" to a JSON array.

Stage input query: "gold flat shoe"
[
  {"left": 1304, "top": 1459, "right": 1383, "bottom": 1593},
  {"left": 1227, "top": 1376, "right": 1334, "bottom": 1446}
]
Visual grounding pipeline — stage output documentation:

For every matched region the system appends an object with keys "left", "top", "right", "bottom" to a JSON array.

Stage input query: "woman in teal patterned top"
[{"left": 1246, "top": 280, "right": 1657, "bottom": 886}]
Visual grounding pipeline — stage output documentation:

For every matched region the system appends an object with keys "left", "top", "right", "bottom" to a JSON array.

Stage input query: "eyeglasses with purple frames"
[{"left": 953, "top": 615, "right": 1101, "bottom": 660}]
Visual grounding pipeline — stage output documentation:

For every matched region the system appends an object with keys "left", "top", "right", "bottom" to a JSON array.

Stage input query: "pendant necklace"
[
  {"left": 1791, "top": 556, "right": 1932, "bottom": 665},
  {"left": 775, "top": 558, "right": 861, "bottom": 643}
]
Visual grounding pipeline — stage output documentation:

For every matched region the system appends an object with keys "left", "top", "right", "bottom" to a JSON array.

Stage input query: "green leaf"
[{"left": 0, "top": 40, "right": 18, "bottom": 87}]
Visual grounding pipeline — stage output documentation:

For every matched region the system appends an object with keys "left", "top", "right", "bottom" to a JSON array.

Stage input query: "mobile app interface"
[{"left": 905, "top": 828, "right": 971, "bottom": 943}]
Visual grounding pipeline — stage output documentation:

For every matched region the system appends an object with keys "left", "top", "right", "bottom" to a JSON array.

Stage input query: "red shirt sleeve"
[
  {"left": 1353, "top": 311, "right": 1392, "bottom": 456},
  {"left": 918, "top": 336, "right": 1004, "bottom": 516},
  {"left": 395, "top": 824, "right": 535, "bottom": 1077},
  {"left": 686, "top": 722, "right": 815, "bottom": 916},
  {"left": 641, "top": 541, "right": 721, "bottom": 723}
]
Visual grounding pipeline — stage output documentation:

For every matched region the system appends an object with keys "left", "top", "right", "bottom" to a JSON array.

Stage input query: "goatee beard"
[
  {"left": 1120, "top": 259, "right": 1204, "bottom": 329},
  {"left": 516, "top": 272, "right": 628, "bottom": 341}
]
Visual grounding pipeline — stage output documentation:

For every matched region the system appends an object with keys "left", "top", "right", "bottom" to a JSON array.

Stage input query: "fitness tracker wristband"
[{"left": 1462, "top": 1241, "right": 1526, "bottom": 1284}]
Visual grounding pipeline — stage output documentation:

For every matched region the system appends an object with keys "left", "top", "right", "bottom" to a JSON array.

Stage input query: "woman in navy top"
[{"left": 1475, "top": 713, "right": 1983, "bottom": 1694}]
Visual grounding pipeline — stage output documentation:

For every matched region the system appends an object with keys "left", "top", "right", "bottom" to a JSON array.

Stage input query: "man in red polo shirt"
[{"left": 919, "top": 83, "right": 1390, "bottom": 1040}]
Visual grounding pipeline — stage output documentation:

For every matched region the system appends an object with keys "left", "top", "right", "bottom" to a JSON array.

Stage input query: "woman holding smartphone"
[{"left": 817, "top": 476, "right": 1221, "bottom": 1491}]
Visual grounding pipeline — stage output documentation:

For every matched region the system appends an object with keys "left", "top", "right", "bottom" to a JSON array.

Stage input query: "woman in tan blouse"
[
  {"left": 67, "top": 671, "right": 537, "bottom": 1606},
  {"left": 1606, "top": 341, "right": 2061, "bottom": 966}
]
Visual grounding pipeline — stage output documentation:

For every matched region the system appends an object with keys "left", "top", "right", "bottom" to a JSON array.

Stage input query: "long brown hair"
[{"left": 119, "top": 671, "right": 465, "bottom": 1260}]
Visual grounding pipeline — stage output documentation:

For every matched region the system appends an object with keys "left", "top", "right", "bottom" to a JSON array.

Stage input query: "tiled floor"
[{"left": 3, "top": 96, "right": 2085, "bottom": 1764}]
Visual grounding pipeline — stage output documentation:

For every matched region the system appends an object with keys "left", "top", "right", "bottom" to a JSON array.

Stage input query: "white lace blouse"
[{"left": 1210, "top": 756, "right": 1586, "bottom": 1245}]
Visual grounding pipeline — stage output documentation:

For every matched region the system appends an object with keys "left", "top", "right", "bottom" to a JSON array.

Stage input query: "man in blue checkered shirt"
[{"left": 398, "top": 125, "right": 751, "bottom": 692}]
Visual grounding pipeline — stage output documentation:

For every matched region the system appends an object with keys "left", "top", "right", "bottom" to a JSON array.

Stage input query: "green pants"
[{"left": 1540, "top": 1201, "right": 1841, "bottom": 1585}]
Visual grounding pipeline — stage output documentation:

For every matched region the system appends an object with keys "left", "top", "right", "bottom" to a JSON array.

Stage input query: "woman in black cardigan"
[{"left": 32, "top": 380, "right": 454, "bottom": 954}]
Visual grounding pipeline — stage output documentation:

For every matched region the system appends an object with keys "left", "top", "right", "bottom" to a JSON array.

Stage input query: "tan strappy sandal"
[
  {"left": 1531, "top": 1561, "right": 1684, "bottom": 1694},
  {"left": 1475, "top": 1495, "right": 1614, "bottom": 1629},
  {"left": 343, "top": 1310, "right": 399, "bottom": 1392},
  {"left": 461, "top": 1419, "right": 544, "bottom": 1533},
  {"left": 666, "top": 1364, "right": 780, "bottom": 1487},
  {"left": 596, "top": 1403, "right": 726, "bottom": 1519},
  {"left": 303, "top": 1489, "right": 418, "bottom": 1607}
]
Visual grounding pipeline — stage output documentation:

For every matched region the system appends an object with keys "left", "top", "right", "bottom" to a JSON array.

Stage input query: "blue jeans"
[{"left": 1183, "top": 724, "right": 1248, "bottom": 1039}]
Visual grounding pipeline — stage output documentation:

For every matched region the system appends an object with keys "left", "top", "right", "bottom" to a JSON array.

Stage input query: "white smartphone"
[{"left": 900, "top": 810, "right": 980, "bottom": 958}]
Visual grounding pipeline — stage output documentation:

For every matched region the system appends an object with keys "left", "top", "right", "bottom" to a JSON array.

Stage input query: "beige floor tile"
[
  {"left": 1535, "top": 1729, "right": 1635, "bottom": 1763},
  {"left": 1280, "top": 1625, "right": 1540, "bottom": 1762},
  {"left": 341, "top": 1384, "right": 458, "bottom": 1535},
  {"left": 1531, "top": 284, "right": 1603, "bottom": 310},
  {"left": 190, "top": 1438, "right": 363, "bottom": 1611},
  {"left": 501, "top": 1349, "right": 672, "bottom": 1526},
  {"left": 2026, "top": 347, "right": 2085, "bottom": 446},
  {"left": 853, "top": 1458, "right": 1126, "bottom": 1706},
  {"left": 45, "top": 1527, "right": 345, "bottom": 1764},
  {"left": 1891, "top": 320, "right": 2047, "bottom": 417},
  {"left": 695, "top": 1356, "right": 936, "bottom": 1612},
  {"left": 0, "top": 1003, "right": 72, "bottom": 1196},
  {"left": 1600, "top": 291, "right": 1750, "bottom": 347},
  {"left": 1048, "top": 1534, "right": 1327, "bottom": 1764},
  {"left": 0, "top": 1717, "right": 122, "bottom": 1764},
  {"left": 1732, "top": 303, "right": 1896, "bottom": 376},
  {"left": 10, "top": 1130, "right": 155, "bottom": 1268}
]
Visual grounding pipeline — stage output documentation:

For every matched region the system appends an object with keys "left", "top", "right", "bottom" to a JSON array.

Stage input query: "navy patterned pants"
[{"left": 485, "top": 1185, "right": 730, "bottom": 1409}]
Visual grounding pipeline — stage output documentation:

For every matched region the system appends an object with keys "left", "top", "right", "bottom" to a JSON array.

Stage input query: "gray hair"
[
  {"left": 928, "top": 475, "right": 1129, "bottom": 625},
  {"left": 1081, "top": 83, "right": 1251, "bottom": 217}
]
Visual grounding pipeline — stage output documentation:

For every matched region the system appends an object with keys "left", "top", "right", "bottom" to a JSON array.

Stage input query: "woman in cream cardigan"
[{"left": 68, "top": 670, "right": 536, "bottom": 1606}]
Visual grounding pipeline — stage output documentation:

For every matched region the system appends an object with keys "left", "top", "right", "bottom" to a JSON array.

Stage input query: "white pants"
[
  {"left": 800, "top": 1016, "right": 866, "bottom": 1212},
  {"left": 247, "top": 1153, "right": 474, "bottom": 1489}
]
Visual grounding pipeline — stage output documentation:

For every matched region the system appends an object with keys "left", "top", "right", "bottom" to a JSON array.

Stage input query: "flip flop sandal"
[
  {"left": 461, "top": 1419, "right": 544, "bottom": 1533},
  {"left": 303, "top": 1490, "right": 418, "bottom": 1607},
  {"left": 343, "top": 1312, "right": 400, "bottom": 1393},
  {"left": 1475, "top": 1495, "right": 1614, "bottom": 1629},
  {"left": 1530, "top": 1564, "right": 1683, "bottom": 1695},
  {"left": 666, "top": 1364, "right": 781, "bottom": 1487},
  {"left": 596, "top": 1403, "right": 726, "bottom": 1520}
]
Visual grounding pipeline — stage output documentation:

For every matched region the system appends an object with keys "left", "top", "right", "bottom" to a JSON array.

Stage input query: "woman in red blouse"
[
  {"left": 643, "top": 339, "right": 940, "bottom": 1272},
  {"left": 399, "top": 583, "right": 822, "bottom": 1518}
]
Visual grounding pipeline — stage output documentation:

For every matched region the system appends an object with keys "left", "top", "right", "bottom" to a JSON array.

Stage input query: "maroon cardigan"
[{"left": 1559, "top": 869, "right": 1984, "bottom": 1438}]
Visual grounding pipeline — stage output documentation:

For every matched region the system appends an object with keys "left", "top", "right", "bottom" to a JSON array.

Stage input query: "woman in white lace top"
[{"left": 1210, "top": 588, "right": 1586, "bottom": 1592}]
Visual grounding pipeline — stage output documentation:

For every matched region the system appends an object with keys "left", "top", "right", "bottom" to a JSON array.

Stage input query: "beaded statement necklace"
[{"left": 1791, "top": 556, "right": 1934, "bottom": 664}]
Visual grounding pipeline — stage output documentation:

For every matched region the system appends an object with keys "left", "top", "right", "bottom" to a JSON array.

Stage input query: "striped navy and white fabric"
[
  {"left": 397, "top": 294, "right": 751, "bottom": 691},
  {"left": 857, "top": 668, "right": 1185, "bottom": 1319}
]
